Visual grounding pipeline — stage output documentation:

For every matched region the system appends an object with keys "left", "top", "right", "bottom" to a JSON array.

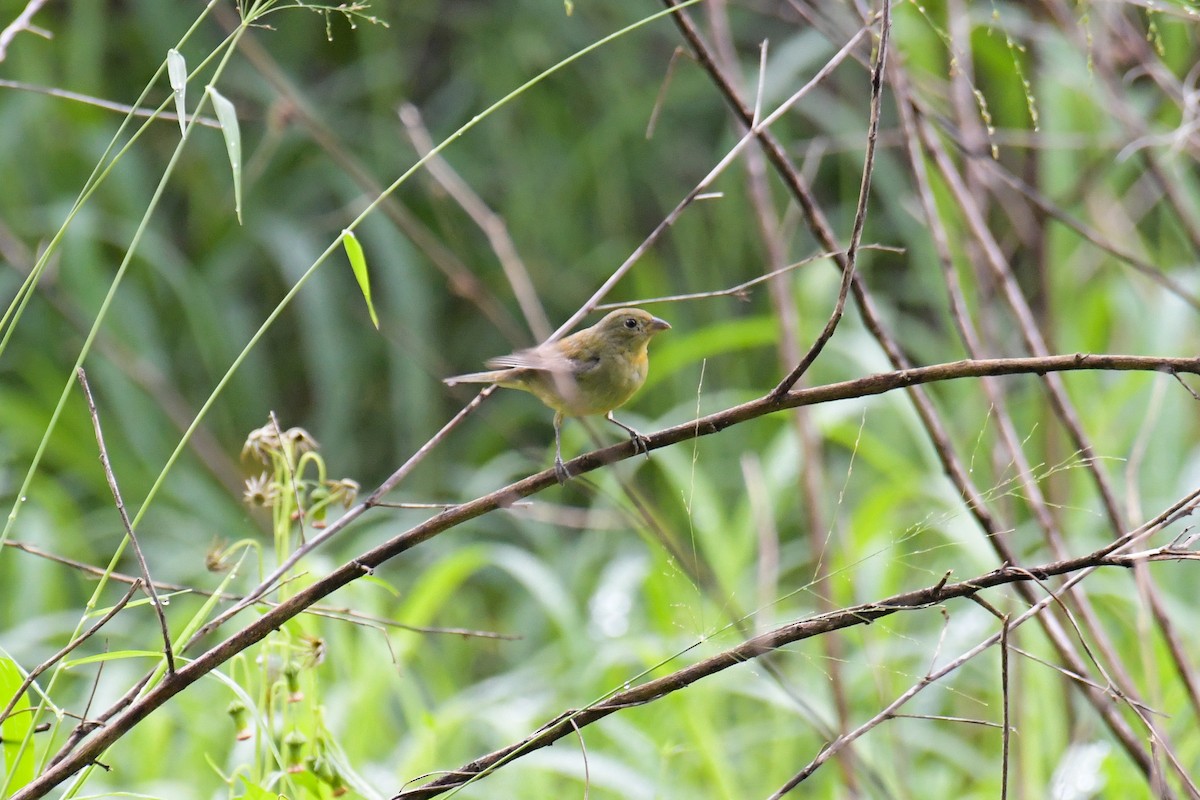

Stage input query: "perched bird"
[{"left": 445, "top": 308, "right": 671, "bottom": 482}]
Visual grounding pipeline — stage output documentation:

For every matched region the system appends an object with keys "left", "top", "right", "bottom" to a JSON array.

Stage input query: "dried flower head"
[
  {"left": 241, "top": 423, "right": 283, "bottom": 463},
  {"left": 243, "top": 472, "right": 278, "bottom": 508}
]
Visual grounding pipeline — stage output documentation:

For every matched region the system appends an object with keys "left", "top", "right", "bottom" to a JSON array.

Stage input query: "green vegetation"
[{"left": 3, "top": 1, "right": 1200, "bottom": 798}]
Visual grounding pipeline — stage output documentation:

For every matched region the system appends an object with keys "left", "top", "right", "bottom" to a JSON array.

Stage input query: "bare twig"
[
  {"left": 0, "top": 0, "right": 51, "bottom": 62},
  {"left": 0, "top": 540, "right": 515, "bottom": 640},
  {"left": 772, "top": 0, "right": 889, "bottom": 397},
  {"left": 0, "top": 79, "right": 223, "bottom": 128},
  {"left": 645, "top": 46, "right": 688, "bottom": 139},
  {"left": 884, "top": 714, "right": 1003, "bottom": 728},
  {"left": 593, "top": 245, "right": 904, "bottom": 309},
  {"left": 398, "top": 102, "right": 552, "bottom": 342},
  {"left": 1001, "top": 615, "right": 1011, "bottom": 800},
  {"left": 76, "top": 368, "right": 175, "bottom": 675}
]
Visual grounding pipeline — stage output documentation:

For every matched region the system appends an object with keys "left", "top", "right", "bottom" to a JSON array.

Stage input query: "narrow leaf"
[
  {"left": 0, "top": 657, "right": 34, "bottom": 792},
  {"left": 208, "top": 85, "right": 243, "bottom": 224},
  {"left": 342, "top": 230, "right": 379, "bottom": 329},
  {"left": 64, "top": 650, "right": 164, "bottom": 668},
  {"left": 167, "top": 48, "right": 187, "bottom": 136}
]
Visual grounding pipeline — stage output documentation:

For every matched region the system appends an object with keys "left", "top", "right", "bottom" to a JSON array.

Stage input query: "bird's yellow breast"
[{"left": 518, "top": 343, "right": 650, "bottom": 418}]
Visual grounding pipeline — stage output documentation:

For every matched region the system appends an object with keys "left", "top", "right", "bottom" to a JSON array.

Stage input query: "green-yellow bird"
[{"left": 445, "top": 308, "right": 671, "bottom": 482}]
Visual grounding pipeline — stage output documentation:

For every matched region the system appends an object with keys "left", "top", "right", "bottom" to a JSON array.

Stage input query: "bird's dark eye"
[{"left": 624, "top": 317, "right": 638, "bottom": 329}]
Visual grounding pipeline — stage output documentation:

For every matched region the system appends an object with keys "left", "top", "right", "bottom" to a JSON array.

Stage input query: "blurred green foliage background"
[{"left": 3, "top": 1, "right": 1200, "bottom": 798}]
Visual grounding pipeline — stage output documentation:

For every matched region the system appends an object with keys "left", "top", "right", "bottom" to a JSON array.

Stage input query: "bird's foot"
[
  {"left": 554, "top": 456, "right": 571, "bottom": 484},
  {"left": 629, "top": 432, "right": 652, "bottom": 460}
]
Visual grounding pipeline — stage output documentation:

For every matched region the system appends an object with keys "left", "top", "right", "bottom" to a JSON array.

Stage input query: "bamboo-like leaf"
[
  {"left": 64, "top": 650, "right": 164, "bottom": 667},
  {"left": 0, "top": 657, "right": 34, "bottom": 792},
  {"left": 167, "top": 48, "right": 187, "bottom": 136},
  {"left": 208, "top": 85, "right": 243, "bottom": 224},
  {"left": 342, "top": 230, "right": 379, "bottom": 329}
]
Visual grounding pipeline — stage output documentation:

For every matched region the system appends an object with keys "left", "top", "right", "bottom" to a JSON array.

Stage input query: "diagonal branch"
[
  {"left": 772, "top": 0, "right": 889, "bottom": 397},
  {"left": 76, "top": 368, "right": 175, "bottom": 674}
]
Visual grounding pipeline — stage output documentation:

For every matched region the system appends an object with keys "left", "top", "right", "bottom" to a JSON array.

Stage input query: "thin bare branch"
[
  {"left": 772, "top": 0, "right": 889, "bottom": 397},
  {"left": 76, "top": 368, "right": 174, "bottom": 674},
  {"left": 0, "top": 0, "right": 50, "bottom": 62},
  {"left": 0, "top": 79, "right": 222, "bottom": 128},
  {"left": 398, "top": 102, "right": 552, "bottom": 342},
  {"left": 593, "top": 245, "right": 904, "bottom": 309},
  {"left": 1, "top": 539, "right": 515, "bottom": 641},
  {"left": 1001, "top": 615, "right": 1011, "bottom": 800}
]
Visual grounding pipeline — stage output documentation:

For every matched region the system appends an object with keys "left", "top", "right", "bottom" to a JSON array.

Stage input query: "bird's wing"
[
  {"left": 486, "top": 345, "right": 572, "bottom": 373},
  {"left": 443, "top": 368, "right": 517, "bottom": 386},
  {"left": 489, "top": 350, "right": 601, "bottom": 375}
]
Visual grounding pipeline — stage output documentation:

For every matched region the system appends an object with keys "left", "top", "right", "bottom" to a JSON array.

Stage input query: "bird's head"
[{"left": 596, "top": 308, "right": 671, "bottom": 345}]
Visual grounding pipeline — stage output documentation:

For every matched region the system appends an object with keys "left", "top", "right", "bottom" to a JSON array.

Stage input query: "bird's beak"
[{"left": 649, "top": 316, "right": 671, "bottom": 332}]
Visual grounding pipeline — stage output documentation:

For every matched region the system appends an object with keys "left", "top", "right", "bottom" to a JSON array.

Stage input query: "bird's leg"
[
  {"left": 553, "top": 411, "right": 570, "bottom": 484},
  {"left": 605, "top": 411, "right": 651, "bottom": 460}
]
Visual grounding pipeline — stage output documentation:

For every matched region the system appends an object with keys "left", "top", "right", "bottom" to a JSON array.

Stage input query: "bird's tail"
[{"left": 443, "top": 369, "right": 514, "bottom": 387}]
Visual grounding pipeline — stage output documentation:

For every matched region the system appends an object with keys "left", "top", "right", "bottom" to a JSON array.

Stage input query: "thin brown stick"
[
  {"left": 772, "top": 0, "right": 889, "bottom": 397},
  {"left": 0, "top": 540, "right": 515, "bottom": 641},
  {"left": 1000, "top": 615, "right": 1011, "bottom": 800},
  {"left": 593, "top": 245, "right": 903, "bottom": 309},
  {"left": 76, "top": 368, "right": 175, "bottom": 675},
  {"left": 645, "top": 46, "right": 688, "bottom": 139},
  {"left": 398, "top": 102, "right": 552, "bottom": 342}
]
